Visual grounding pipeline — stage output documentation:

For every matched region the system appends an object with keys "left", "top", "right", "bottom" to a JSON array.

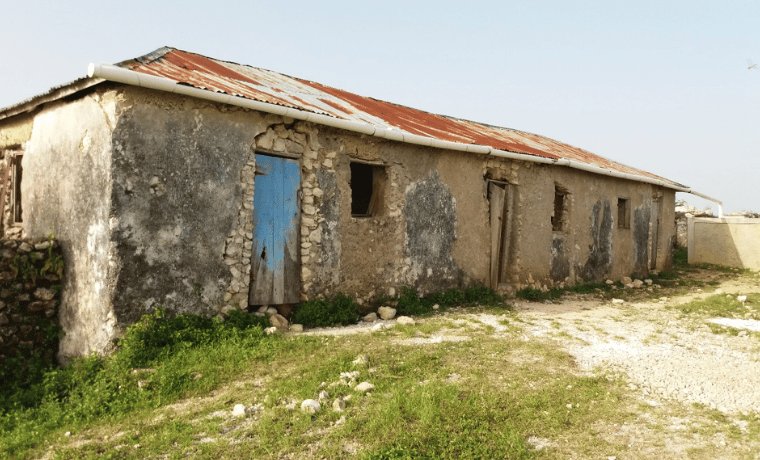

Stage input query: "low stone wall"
[{"left": 0, "top": 238, "right": 63, "bottom": 365}]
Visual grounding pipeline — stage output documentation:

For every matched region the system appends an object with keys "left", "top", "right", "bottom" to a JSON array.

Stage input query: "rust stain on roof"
[{"left": 114, "top": 47, "right": 679, "bottom": 186}]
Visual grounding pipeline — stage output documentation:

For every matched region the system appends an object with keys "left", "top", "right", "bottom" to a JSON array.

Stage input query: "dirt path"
[{"left": 513, "top": 273, "right": 760, "bottom": 458}]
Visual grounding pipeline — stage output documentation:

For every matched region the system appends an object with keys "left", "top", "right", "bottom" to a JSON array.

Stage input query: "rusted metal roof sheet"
[{"left": 115, "top": 47, "right": 678, "bottom": 186}]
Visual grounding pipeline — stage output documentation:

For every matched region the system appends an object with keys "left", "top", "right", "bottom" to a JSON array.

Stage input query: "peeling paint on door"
[{"left": 249, "top": 154, "right": 300, "bottom": 305}]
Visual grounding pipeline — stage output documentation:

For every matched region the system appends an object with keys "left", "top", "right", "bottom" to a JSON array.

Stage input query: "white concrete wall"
[{"left": 687, "top": 216, "right": 760, "bottom": 270}]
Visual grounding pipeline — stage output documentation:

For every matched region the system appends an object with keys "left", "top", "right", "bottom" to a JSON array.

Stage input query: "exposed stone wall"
[
  {"left": 0, "top": 238, "right": 62, "bottom": 366},
  {"left": 222, "top": 148, "right": 256, "bottom": 311},
  {"left": 221, "top": 119, "right": 325, "bottom": 309}
]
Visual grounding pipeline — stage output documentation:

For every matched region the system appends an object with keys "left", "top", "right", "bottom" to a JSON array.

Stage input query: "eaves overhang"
[{"left": 1, "top": 47, "right": 720, "bottom": 206}]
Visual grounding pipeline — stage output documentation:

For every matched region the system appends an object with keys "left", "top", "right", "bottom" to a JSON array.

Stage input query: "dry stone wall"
[{"left": 0, "top": 238, "right": 63, "bottom": 366}]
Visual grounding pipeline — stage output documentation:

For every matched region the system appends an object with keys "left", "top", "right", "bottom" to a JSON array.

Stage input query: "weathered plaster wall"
[
  {"left": 109, "top": 87, "right": 270, "bottom": 322},
  {"left": 300, "top": 131, "right": 489, "bottom": 303},
  {"left": 0, "top": 115, "right": 33, "bottom": 149},
  {"left": 19, "top": 92, "right": 116, "bottom": 360},
  {"left": 296, "top": 123, "right": 675, "bottom": 299},
  {"left": 501, "top": 163, "right": 674, "bottom": 290}
]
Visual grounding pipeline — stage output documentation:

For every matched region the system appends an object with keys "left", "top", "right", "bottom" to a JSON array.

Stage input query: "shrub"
[
  {"left": 397, "top": 285, "right": 509, "bottom": 316},
  {"left": 292, "top": 294, "right": 359, "bottom": 327},
  {"left": 516, "top": 287, "right": 563, "bottom": 302}
]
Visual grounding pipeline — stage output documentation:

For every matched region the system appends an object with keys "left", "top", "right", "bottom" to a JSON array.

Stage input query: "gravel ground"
[
  {"left": 516, "top": 285, "right": 760, "bottom": 416},
  {"left": 304, "top": 277, "right": 760, "bottom": 416}
]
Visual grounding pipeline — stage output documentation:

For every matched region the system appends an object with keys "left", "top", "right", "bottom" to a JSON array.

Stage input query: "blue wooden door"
[{"left": 249, "top": 154, "right": 300, "bottom": 305}]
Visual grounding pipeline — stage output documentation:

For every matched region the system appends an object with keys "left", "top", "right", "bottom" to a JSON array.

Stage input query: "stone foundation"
[{"left": 0, "top": 238, "right": 63, "bottom": 365}]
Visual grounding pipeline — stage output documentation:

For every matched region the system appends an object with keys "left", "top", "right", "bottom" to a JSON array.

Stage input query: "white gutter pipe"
[
  {"left": 687, "top": 190, "right": 724, "bottom": 218},
  {"left": 88, "top": 63, "right": 718, "bottom": 207}
]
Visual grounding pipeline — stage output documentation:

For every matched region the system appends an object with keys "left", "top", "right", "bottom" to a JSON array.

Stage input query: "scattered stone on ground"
[
  {"left": 269, "top": 313, "right": 289, "bottom": 331},
  {"left": 333, "top": 398, "right": 346, "bottom": 412},
  {"left": 362, "top": 312, "right": 378, "bottom": 322},
  {"left": 352, "top": 354, "right": 369, "bottom": 365},
  {"left": 300, "top": 399, "right": 321, "bottom": 414},
  {"left": 378, "top": 306, "right": 397, "bottom": 320},
  {"left": 354, "top": 382, "right": 375, "bottom": 393},
  {"left": 231, "top": 404, "right": 246, "bottom": 417},
  {"left": 396, "top": 316, "right": 415, "bottom": 325}
]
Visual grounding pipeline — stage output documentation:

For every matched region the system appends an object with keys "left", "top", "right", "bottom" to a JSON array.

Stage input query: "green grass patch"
[
  {"left": 395, "top": 285, "right": 510, "bottom": 317},
  {"left": 672, "top": 293, "right": 760, "bottom": 320},
  {"left": 0, "top": 307, "right": 280, "bottom": 458}
]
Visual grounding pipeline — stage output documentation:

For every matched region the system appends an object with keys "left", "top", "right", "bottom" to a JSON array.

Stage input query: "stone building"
[{"left": 0, "top": 47, "right": 707, "bottom": 358}]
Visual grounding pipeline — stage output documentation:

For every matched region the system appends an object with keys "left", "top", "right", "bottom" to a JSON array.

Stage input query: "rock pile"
[{"left": 228, "top": 354, "right": 376, "bottom": 421}]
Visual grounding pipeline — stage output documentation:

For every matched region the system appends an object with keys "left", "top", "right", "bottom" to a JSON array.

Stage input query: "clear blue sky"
[{"left": 2, "top": 0, "right": 758, "bottom": 212}]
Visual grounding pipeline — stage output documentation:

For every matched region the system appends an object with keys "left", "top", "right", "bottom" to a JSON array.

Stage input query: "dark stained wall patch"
[
  {"left": 551, "top": 237, "right": 570, "bottom": 282},
  {"left": 581, "top": 200, "right": 613, "bottom": 281},
  {"left": 313, "top": 168, "right": 341, "bottom": 295},
  {"left": 633, "top": 206, "right": 651, "bottom": 276},
  {"left": 404, "top": 171, "right": 464, "bottom": 294}
]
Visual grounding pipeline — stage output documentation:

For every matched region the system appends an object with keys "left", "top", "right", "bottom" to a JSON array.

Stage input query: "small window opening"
[
  {"left": 10, "top": 155, "right": 22, "bottom": 224},
  {"left": 617, "top": 197, "right": 630, "bottom": 229},
  {"left": 551, "top": 185, "right": 568, "bottom": 232},
  {"left": 350, "top": 161, "right": 386, "bottom": 217}
]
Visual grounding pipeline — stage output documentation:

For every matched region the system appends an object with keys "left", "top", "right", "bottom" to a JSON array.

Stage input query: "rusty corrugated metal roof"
[{"left": 115, "top": 47, "right": 680, "bottom": 187}]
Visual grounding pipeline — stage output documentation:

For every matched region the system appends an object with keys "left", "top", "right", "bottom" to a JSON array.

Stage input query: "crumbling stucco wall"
[
  {"left": 110, "top": 87, "right": 270, "bottom": 322},
  {"left": 14, "top": 93, "right": 117, "bottom": 360},
  {"left": 500, "top": 164, "right": 674, "bottom": 290},
  {"left": 300, "top": 131, "right": 489, "bottom": 304}
]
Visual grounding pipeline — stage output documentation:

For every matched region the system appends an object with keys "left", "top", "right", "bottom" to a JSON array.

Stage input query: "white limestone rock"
[
  {"left": 363, "top": 312, "right": 378, "bottom": 322},
  {"left": 354, "top": 382, "right": 375, "bottom": 393},
  {"left": 396, "top": 316, "right": 415, "bottom": 326},
  {"left": 333, "top": 398, "right": 346, "bottom": 412},
  {"left": 301, "top": 399, "right": 321, "bottom": 414},
  {"left": 269, "top": 314, "right": 289, "bottom": 331},
  {"left": 378, "top": 306, "right": 397, "bottom": 320},
  {"left": 231, "top": 404, "right": 247, "bottom": 417}
]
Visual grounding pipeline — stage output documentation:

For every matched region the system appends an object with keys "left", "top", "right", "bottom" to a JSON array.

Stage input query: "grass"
[
  {"left": 5, "top": 260, "right": 760, "bottom": 459},
  {"left": 0, "top": 303, "right": 637, "bottom": 460},
  {"left": 671, "top": 293, "right": 760, "bottom": 321}
]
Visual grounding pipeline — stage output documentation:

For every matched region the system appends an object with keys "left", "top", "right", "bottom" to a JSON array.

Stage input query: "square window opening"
[
  {"left": 350, "top": 161, "right": 386, "bottom": 217},
  {"left": 551, "top": 185, "right": 568, "bottom": 232},
  {"left": 617, "top": 197, "right": 630, "bottom": 229}
]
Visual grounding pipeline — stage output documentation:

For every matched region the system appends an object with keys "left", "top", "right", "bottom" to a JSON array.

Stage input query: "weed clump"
[
  {"left": 291, "top": 293, "right": 359, "bottom": 328},
  {"left": 396, "top": 285, "right": 509, "bottom": 316},
  {"left": 516, "top": 287, "right": 563, "bottom": 302}
]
